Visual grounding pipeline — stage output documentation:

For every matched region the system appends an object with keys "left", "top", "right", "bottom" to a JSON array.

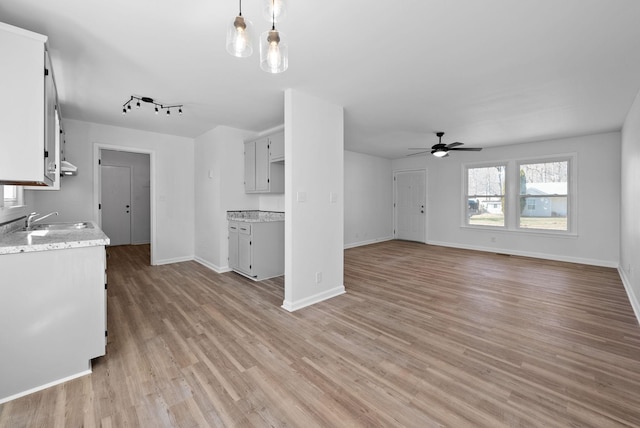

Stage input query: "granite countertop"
[
  {"left": 227, "top": 210, "right": 284, "bottom": 222},
  {"left": 0, "top": 221, "right": 110, "bottom": 255}
]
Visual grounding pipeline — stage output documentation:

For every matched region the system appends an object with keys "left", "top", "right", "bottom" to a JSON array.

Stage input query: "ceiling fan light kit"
[
  {"left": 227, "top": 0, "right": 288, "bottom": 74},
  {"left": 407, "top": 132, "right": 483, "bottom": 157}
]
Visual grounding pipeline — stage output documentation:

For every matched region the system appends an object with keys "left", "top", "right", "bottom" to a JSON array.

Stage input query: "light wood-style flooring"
[{"left": 1, "top": 241, "right": 640, "bottom": 427}]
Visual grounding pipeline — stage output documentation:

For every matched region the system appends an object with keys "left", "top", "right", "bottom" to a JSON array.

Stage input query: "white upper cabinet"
[
  {"left": 244, "top": 133, "right": 284, "bottom": 194},
  {"left": 268, "top": 131, "right": 284, "bottom": 162},
  {"left": 0, "top": 22, "right": 59, "bottom": 187}
]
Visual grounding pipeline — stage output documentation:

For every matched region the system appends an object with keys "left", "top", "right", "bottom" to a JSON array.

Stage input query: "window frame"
[
  {"left": 2, "top": 185, "right": 24, "bottom": 207},
  {"left": 463, "top": 162, "right": 508, "bottom": 229},
  {"left": 462, "top": 154, "right": 577, "bottom": 236},
  {"left": 516, "top": 156, "right": 574, "bottom": 233}
]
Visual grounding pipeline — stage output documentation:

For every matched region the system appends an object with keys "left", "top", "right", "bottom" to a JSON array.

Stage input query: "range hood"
[{"left": 60, "top": 160, "right": 78, "bottom": 176}]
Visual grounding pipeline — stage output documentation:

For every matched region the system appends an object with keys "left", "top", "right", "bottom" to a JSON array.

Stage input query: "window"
[
  {"left": 463, "top": 155, "right": 575, "bottom": 234},
  {"left": 466, "top": 165, "right": 506, "bottom": 227},
  {"left": 1, "top": 185, "right": 23, "bottom": 209},
  {"left": 518, "top": 160, "right": 569, "bottom": 231}
]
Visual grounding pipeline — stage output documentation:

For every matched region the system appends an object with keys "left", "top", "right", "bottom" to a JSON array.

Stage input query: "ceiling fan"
[{"left": 408, "top": 132, "right": 483, "bottom": 157}]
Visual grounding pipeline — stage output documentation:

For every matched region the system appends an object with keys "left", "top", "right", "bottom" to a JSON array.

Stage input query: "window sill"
[{"left": 461, "top": 224, "right": 577, "bottom": 238}]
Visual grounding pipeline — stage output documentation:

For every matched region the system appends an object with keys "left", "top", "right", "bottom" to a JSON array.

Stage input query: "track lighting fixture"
[
  {"left": 225, "top": 0, "right": 288, "bottom": 73},
  {"left": 121, "top": 96, "right": 183, "bottom": 116}
]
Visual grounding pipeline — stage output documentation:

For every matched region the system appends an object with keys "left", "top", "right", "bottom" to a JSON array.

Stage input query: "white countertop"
[
  {"left": 0, "top": 221, "right": 110, "bottom": 255},
  {"left": 227, "top": 210, "right": 284, "bottom": 222}
]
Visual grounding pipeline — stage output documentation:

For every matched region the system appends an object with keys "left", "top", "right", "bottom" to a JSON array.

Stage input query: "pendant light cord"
[
  {"left": 239, "top": 0, "right": 243, "bottom": 16},
  {"left": 272, "top": 0, "right": 276, "bottom": 30}
]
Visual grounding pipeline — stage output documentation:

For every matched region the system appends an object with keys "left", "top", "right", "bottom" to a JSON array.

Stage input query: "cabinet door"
[
  {"left": 228, "top": 223, "right": 239, "bottom": 269},
  {"left": 43, "top": 50, "right": 57, "bottom": 184},
  {"left": 254, "top": 137, "right": 270, "bottom": 191},
  {"left": 244, "top": 141, "right": 256, "bottom": 192},
  {"left": 238, "top": 232, "right": 252, "bottom": 274},
  {"left": 268, "top": 131, "right": 284, "bottom": 162},
  {"left": 0, "top": 24, "right": 47, "bottom": 184}
]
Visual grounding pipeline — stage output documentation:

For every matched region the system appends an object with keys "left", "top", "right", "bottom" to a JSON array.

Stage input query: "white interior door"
[
  {"left": 101, "top": 165, "right": 131, "bottom": 246},
  {"left": 395, "top": 170, "right": 426, "bottom": 242}
]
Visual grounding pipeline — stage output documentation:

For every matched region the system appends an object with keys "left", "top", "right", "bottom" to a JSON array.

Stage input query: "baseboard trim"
[
  {"left": 0, "top": 368, "right": 92, "bottom": 404},
  {"left": 618, "top": 267, "right": 640, "bottom": 326},
  {"left": 282, "top": 285, "right": 346, "bottom": 312},
  {"left": 153, "top": 255, "right": 195, "bottom": 266},
  {"left": 344, "top": 236, "right": 394, "bottom": 249},
  {"left": 426, "top": 240, "right": 618, "bottom": 268},
  {"left": 194, "top": 257, "right": 231, "bottom": 274}
]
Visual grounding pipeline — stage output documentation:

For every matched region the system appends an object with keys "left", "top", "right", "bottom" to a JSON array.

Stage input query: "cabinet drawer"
[{"left": 238, "top": 224, "right": 252, "bottom": 235}]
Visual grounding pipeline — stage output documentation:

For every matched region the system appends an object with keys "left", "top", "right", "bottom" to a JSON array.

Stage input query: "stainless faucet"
[{"left": 25, "top": 211, "right": 59, "bottom": 229}]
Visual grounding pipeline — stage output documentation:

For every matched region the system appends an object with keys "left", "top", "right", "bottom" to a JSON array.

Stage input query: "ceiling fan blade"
[
  {"left": 407, "top": 151, "right": 429, "bottom": 156},
  {"left": 408, "top": 148, "right": 429, "bottom": 150},
  {"left": 449, "top": 147, "right": 483, "bottom": 151},
  {"left": 447, "top": 142, "right": 464, "bottom": 148}
]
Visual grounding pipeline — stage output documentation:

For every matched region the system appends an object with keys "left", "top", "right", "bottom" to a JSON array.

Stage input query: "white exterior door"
[
  {"left": 101, "top": 165, "right": 131, "bottom": 246},
  {"left": 395, "top": 170, "right": 426, "bottom": 243}
]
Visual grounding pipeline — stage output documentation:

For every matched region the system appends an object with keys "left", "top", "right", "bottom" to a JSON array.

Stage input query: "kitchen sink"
[{"left": 25, "top": 222, "right": 94, "bottom": 231}]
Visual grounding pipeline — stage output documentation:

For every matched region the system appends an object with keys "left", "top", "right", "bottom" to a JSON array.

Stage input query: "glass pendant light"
[
  {"left": 262, "top": 0, "right": 286, "bottom": 23},
  {"left": 260, "top": 0, "right": 288, "bottom": 73},
  {"left": 226, "top": 0, "right": 253, "bottom": 58}
]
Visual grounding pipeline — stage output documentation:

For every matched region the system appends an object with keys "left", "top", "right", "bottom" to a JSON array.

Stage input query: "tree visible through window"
[{"left": 466, "top": 165, "right": 506, "bottom": 227}]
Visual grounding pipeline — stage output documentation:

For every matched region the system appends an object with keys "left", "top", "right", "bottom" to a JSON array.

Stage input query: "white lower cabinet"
[
  {"left": 0, "top": 245, "right": 106, "bottom": 403},
  {"left": 228, "top": 220, "right": 284, "bottom": 280}
]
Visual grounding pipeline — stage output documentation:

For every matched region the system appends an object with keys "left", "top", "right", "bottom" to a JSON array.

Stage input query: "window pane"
[
  {"left": 519, "top": 161, "right": 568, "bottom": 231},
  {"left": 467, "top": 166, "right": 506, "bottom": 227},
  {"left": 3, "top": 185, "right": 17, "bottom": 202}
]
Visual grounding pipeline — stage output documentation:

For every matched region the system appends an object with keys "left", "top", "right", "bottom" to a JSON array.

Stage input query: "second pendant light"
[{"left": 226, "top": 0, "right": 288, "bottom": 74}]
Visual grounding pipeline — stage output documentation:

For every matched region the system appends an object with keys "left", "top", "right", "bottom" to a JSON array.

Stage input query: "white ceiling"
[{"left": 2, "top": 0, "right": 640, "bottom": 159}]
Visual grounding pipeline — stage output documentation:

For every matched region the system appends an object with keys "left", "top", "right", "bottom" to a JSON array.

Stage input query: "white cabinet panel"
[
  {"left": 268, "top": 131, "right": 284, "bottom": 162},
  {"left": 0, "top": 245, "right": 106, "bottom": 402},
  {"left": 244, "top": 132, "right": 284, "bottom": 194},
  {"left": 0, "top": 23, "right": 58, "bottom": 187},
  {"left": 244, "top": 141, "right": 256, "bottom": 192},
  {"left": 255, "top": 138, "right": 270, "bottom": 191},
  {"left": 228, "top": 220, "right": 284, "bottom": 280}
]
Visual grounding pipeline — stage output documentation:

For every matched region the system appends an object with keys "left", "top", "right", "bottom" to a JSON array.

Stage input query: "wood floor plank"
[{"left": 2, "top": 241, "right": 640, "bottom": 427}]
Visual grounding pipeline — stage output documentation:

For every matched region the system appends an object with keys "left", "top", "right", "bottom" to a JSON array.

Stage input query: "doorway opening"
[
  {"left": 393, "top": 169, "right": 427, "bottom": 243},
  {"left": 94, "top": 144, "right": 155, "bottom": 265}
]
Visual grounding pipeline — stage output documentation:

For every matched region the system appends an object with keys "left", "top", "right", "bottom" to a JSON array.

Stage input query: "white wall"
[
  {"left": 194, "top": 125, "right": 258, "bottom": 271},
  {"left": 283, "top": 89, "right": 345, "bottom": 311},
  {"left": 621, "top": 90, "right": 640, "bottom": 322},
  {"left": 344, "top": 150, "right": 393, "bottom": 248},
  {"left": 26, "top": 119, "right": 195, "bottom": 265},
  {"left": 392, "top": 132, "right": 621, "bottom": 267},
  {"left": 101, "top": 150, "right": 150, "bottom": 245}
]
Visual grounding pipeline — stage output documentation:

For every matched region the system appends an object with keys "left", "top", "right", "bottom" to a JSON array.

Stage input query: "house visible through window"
[
  {"left": 518, "top": 160, "right": 569, "bottom": 231},
  {"left": 466, "top": 164, "right": 506, "bottom": 227},
  {"left": 464, "top": 156, "right": 574, "bottom": 234}
]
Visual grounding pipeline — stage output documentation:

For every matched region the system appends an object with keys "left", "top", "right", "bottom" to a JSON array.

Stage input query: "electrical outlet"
[{"left": 315, "top": 272, "right": 322, "bottom": 284}]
